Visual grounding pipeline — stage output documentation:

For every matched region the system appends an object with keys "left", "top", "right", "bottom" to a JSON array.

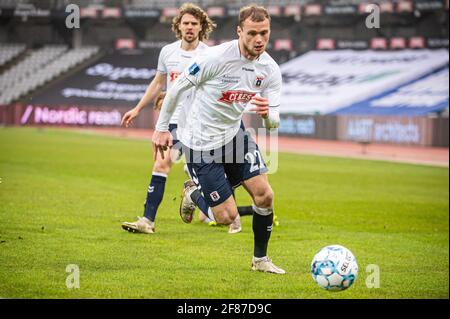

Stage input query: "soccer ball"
[{"left": 310, "top": 245, "right": 358, "bottom": 291}]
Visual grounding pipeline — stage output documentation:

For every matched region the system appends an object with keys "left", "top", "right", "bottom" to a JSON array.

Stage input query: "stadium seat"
[
  {"left": 0, "top": 45, "right": 99, "bottom": 105},
  {"left": 0, "top": 44, "right": 26, "bottom": 67}
]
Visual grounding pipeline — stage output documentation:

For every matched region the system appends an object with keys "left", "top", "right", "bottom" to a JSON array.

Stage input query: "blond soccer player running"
[{"left": 152, "top": 5, "right": 285, "bottom": 274}]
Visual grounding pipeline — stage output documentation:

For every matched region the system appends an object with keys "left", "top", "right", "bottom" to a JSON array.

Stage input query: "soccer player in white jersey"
[
  {"left": 120, "top": 3, "right": 253, "bottom": 234},
  {"left": 120, "top": 3, "right": 216, "bottom": 234},
  {"left": 152, "top": 5, "right": 285, "bottom": 274}
]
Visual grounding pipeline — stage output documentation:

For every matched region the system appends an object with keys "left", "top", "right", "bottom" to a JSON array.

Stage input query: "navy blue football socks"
[
  {"left": 252, "top": 210, "right": 273, "bottom": 258},
  {"left": 190, "top": 189, "right": 209, "bottom": 217},
  {"left": 143, "top": 173, "right": 167, "bottom": 222}
]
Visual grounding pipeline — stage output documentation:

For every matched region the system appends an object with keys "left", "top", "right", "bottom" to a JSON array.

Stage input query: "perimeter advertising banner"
[
  {"left": 11, "top": 50, "right": 160, "bottom": 128},
  {"left": 278, "top": 115, "right": 337, "bottom": 140},
  {"left": 337, "top": 116, "right": 432, "bottom": 145},
  {"left": 17, "top": 105, "right": 122, "bottom": 126},
  {"left": 280, "top": 49, "right": 449, "bottom": 115},
  {"left": 31, "top": 50, "right": 159, "bottom": 107},
  {"left": 332, "top": 67, "right": 449, "bottom": 116},
  {"left": 8, "top": 103, "right": 156, "bottom": 128}
]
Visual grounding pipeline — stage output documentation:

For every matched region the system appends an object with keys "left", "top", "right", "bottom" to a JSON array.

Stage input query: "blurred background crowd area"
[
  {"left": 0, "top": 0, "right": 448, "bottom": 147},
  {"left": 0, "top": 0, "right": 448, "bottom": 60}
]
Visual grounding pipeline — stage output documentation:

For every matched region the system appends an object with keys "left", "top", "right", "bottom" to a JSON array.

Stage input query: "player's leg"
[
  {"left": 182, "top": 178, "right": 247, "bottom": 233},
  {"left": 188, "top": 184, "right": 238, "bottom": 226},
  {"left": 198, "top": 209, "right": 215, "bottom": 224},
  {"left": 230, "top": 190, "right": 271, "bottom": 233},
  {"left": 181, "top": 154, "right": 250, "bottom": 233},
  {"left": 209, "top": 195, "right": 238, "bottom": 225},
  {"left": 121, "top": 147, "right": 174, "bottom": 234},
  {"left": 181, "top": 161, "right": 218, "bottom": 224},
  {"left": 181, "top": 159, "right": 238, "bottom": 225},
  {"left": 178, "top": 128, "right": 257, "bottom": 232},
  {"left": 237, "top": 206, "right": 254, "bottom": 216},
  {"left": 182, "top": 180, "right": 241, "bottom": 221},
  {"left": 235, "top": 126, "right": 284, "bottom": 273},
  {"left": 242, "top": 173, "right": 274, "bottom": 257},
  {"left": 196, "top": 184, "right": 243, "bottom": 233},
  {"left": 228, "top": 120, "right": 278, "bottom": 226},
  {"left": 143, "top": 147, "right": 174, "bottom": 221},
  {"left": 242, "top": 174, "right": 285, "bottom": 274},
  {"left": 122, "top": 124, "right": 180, "bottom": 234},
  {"left": 227, "top": 189, "right": 242, "bottom": 234}
]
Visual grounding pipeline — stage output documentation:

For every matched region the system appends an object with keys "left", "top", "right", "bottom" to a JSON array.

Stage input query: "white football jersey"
[
  {"left": 178, "top": 40, "right": 282, "bottom": 151},
  {"left": 157, "top": 40, "right": 208, "bottom": 124}
]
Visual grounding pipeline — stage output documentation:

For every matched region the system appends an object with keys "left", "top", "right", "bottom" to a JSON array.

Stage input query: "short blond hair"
[
  {"left": 239, "top": 4, "right": 271, "bottom": 28},
  {"left": 172, "top": 3, "right": 216, "bottom": 41}
]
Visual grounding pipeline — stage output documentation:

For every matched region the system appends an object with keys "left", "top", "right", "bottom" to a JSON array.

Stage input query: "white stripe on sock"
[
  {"left": 252, "top": 205, "right": 273, "bottom": 216},
  {"left": 152, "top": 172, "right": 168, "bottom": 178},
  {"left": 207, "top": 208, "right": 216, "bottom": 222}
]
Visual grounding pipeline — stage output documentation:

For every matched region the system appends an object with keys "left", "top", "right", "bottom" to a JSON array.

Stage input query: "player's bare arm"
[
  {"left": 121, "top": 71, "right": 166, "bottom": 127},
  {"left": 250, "top": 95, "right": 270, "bottom": 118},
  {"left": 152, "top": 73, "right": 194, "bottom": 159},
  {"left": 249, "top": 96, "right": 280, "bottom": 129},
  {"left": 152, "top": 130, "right": 173, "bottom": 161}
]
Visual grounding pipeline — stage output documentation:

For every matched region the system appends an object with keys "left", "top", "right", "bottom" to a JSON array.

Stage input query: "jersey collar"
[{"left": 236, "top": 39, "right": 261, "bottom": 63}]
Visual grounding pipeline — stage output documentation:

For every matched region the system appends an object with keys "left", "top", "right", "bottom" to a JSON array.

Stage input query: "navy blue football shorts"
[{"left": 183, "top": 122, "right": 268, "bottom": 207}]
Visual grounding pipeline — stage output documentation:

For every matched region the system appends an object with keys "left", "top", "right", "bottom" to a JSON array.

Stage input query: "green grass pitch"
[{"left": 0, "top": 127, "right": 448, "bottom": 298}]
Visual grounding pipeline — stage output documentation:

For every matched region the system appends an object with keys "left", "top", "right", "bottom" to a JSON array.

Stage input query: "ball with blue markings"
[{"left": 311, "top": 245, "right": 358, "bottom": 291}]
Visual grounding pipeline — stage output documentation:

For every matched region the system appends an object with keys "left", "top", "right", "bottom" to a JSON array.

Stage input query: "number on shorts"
[{"left": 245, "top": 150, "right": 265, "bottom": 173}]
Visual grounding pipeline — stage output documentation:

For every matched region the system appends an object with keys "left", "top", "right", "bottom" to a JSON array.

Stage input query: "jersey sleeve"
[
  {"left": 261, "top": 65, "right": 282, "bottom": 107},
  {"left": 157, "top": 46, "right": 168, "bottom": 74},
  {"left": 182, "top": 53, "right": 220, "bottom": 87}
]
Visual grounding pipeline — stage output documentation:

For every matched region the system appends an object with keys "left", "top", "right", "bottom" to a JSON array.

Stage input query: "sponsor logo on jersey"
[
  {"left": 242, "top": 67, "right": 255, "bottom": 72},
  {"left": 255, "top": 76, "right": 264, "bottom": 87},
  {"left": 221, "top": 75, "right": 239, "bottom": 84},
  {"left": 210, "top": 191, "right": 220, "bottom": 202},
  {"left": 218, "top": 90, "right": 256, "bottom": 104},
  {"left": 169, "top": 71, "right": 181, "bottom": 82},
  {"left": 188, "top": 63, "right": 200, "bottom": 75}
]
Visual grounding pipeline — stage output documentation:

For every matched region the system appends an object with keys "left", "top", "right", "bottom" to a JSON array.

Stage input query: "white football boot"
[
  {"left": 121, "top": 216, "right": 155, "bottom": 234},
  {"left": 252, "top": 256, "right": 286, "bottom": 274},
  {"left": 179, "top": 180, "right": 197, "bottom": 223}
]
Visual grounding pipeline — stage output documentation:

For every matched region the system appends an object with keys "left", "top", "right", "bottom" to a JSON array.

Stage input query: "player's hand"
[
  {"left": 121, "top": 107, "right": 140, "bottom": 128},
  {"left": 152, "top": 130, "right": 173, "bottom": 161},
  {"left": 249, "top": 96, "right": 269, "bottom": 119},
  {"left": 154, "top": 91, "right": 166, "bottom": 111}
]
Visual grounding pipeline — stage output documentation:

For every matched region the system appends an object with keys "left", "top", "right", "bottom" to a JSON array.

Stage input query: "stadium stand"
[
  {"left": 0, "top": 45, "right": 99, "bottom": 104},
  {"left": 0, "top": 44, "right": 26, "bottom": 67},
  {"left": 128, "top": 0, "right": 315, "bottom": 7},
  {"left": 0, "top": 0, "right": 448, "bottom": 145},
  {"left": 0, "top": 0, "right": 20, "bottom": 8}
]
